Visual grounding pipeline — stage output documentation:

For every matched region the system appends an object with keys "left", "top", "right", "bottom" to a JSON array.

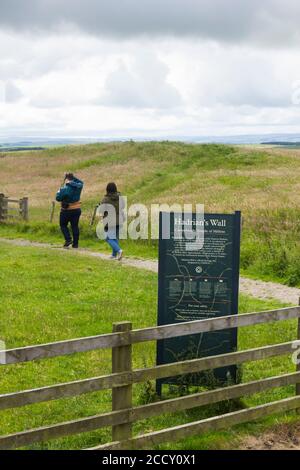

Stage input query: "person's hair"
[
  {"left": 65, "top": 172, "right": 74, "bottom": 181},
  {"left": 106, "top": 182, "right": 118, "bottom": 194}
]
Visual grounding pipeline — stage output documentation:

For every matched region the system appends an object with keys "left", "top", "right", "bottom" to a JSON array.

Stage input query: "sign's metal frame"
[{"left": 156, "top": 211, "right": 241, "bottom": 395}]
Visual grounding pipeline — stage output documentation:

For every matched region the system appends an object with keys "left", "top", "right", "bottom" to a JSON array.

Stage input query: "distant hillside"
[
  {"left": 261, "top": 141, "right": 300, "bottom": 148},
  {"left": 2, "top": 132, "right": 300, "bottom": 146},
  {"left": 0, "top": 146, "right": 45, "bottom": 153}
]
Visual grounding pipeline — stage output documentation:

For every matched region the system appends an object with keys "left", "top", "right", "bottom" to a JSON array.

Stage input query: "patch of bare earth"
[{"left": 240, "top": 423, "right": 300, "bottom": 450}]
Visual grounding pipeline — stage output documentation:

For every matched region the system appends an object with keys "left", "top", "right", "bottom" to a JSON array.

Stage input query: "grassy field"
[
  {"left": 0, "top": 241, "right": 299, "bottom": 450},
  {"left": 1, "top": 141, "right": 300, "bottom": 285}
]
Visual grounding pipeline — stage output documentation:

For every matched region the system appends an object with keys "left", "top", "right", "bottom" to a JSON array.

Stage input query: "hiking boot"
[
  {"left": 72, "top": 245, "right": 79, "bottom": 249},
  {"left": 63, "top": 241, "right": 72, "bottom": 249}
]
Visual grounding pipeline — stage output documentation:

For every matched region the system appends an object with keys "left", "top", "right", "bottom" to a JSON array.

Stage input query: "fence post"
[
  {"left": 297, "top": 298, "right": 300, "bottom": 414},
  {"left": 112, "top": 321, "right": 133, "bottom": 442},
  {"left": 0, "top": 194, "right": 8, "bottom": 221},
  {"left": 50, "top": 201, "right": 56, "bottom": 223},
  {"left": 0, "top": 194, "right": 4, "bottom": 221},
  {"left": 20, "top": 197, "right": 29, "bottom": 221}
]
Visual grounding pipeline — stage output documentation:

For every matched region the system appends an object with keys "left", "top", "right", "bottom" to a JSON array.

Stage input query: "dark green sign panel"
[{"left": 156, "top": 211, "right": 241, "bottom": 394}]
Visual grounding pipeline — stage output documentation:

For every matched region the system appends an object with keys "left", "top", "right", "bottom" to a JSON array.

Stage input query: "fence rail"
[
  {"left": 92, "top": 396, "right": 300, "bottom": 451},
  {"left": 3, "top": 306, "right": 300, "bottom": 364},
  {"left": 0, "top": 305, "right": 300, "bottom": 450},
  {"left": 0, "top": 194, "right": 28, "bottom": 222}
]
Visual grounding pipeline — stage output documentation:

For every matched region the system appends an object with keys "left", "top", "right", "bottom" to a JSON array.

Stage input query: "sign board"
[{"left": 156, "top": 211, "right": 241, "bottom": 394}]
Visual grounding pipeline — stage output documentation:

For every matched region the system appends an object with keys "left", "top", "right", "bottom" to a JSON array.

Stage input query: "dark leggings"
[{"left": 60, "top": 209, "right": 81, "bottom": 246}]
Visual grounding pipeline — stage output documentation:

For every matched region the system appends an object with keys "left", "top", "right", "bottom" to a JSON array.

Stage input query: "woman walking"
[
  {"left": 56, "top": 173, "right": 84, "bottom": 249},
  {"left": 99, "top": 182, "right": 124, "bottom": 260}
]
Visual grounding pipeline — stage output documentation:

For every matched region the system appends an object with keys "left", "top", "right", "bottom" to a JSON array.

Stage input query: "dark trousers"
[{"left": 60, "top": 209, "right": 81, "bottom": 247}]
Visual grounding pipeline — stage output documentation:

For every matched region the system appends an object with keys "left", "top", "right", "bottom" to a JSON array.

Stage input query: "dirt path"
[
  {"left": 1, "top": 237, "right": 300, "bottom": 305},
  {"left": 239, "top": 422, "right": 300, "bottom": 450}
]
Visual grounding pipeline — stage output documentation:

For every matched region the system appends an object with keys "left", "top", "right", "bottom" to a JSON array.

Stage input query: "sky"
[{"left": 1, "top": 0, "right": 300, "bottom": 139}]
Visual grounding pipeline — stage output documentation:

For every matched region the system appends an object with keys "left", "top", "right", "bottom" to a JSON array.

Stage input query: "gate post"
[
  {"left": 0, "top": 194, "right": 4, "bottom": 221},
  {"left": 20, "top": 197, "right": 29, "bottom": 221},
  {"left": 112, "top": 321, "right": 133, "bottom": 442},
  {"left": 50, "top": 201, "right": 56, "bottom": 223},
  {"left": 0, "top": 194, "right": 8, "bottom": 221}
]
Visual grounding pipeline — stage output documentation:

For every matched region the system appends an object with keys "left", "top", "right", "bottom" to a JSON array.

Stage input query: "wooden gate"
[{"left": 0, "top": 194, "right": 28, "bottom": 221}]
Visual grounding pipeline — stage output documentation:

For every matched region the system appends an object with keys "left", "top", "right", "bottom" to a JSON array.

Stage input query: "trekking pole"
[
  {"left": 90, "top": 205, "right": 98, "bottom": 226},
  {"left": 50, "top": 201, "right": 56, "bottom": 223},
  {"left": 50, "top": 175, "right": 67, "bottom": 223}
]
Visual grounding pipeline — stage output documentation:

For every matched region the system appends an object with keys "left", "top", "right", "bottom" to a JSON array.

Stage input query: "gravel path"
[{"left": 1, "top": 237, "right": 300, "bottom": 305}]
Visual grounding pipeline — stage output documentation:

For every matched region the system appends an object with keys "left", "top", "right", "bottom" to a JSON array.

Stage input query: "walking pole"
[
  {"left": 50, "top": 201, "right": 56, "bottom": 223},
  {"left": 90, "top": 205, "right": 98, "bottom": 226},
  {"left": 50, "top": 175, "right": 66, "bottom": 223}
]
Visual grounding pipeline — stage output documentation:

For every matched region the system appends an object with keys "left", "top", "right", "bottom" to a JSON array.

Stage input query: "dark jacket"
[
  {"left": 56, "top": 177, "right": 84, "bottom": 204},
  {"left": 99, "top": 192, "right": 125, "bottom": 228}
]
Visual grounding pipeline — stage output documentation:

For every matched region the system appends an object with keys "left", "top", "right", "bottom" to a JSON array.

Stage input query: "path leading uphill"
[{"left": 1, "top": 237, "right": 300, "bottom": 305}]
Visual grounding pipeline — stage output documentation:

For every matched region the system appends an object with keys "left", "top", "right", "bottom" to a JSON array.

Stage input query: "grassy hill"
[
  {"left": 1, "top": 141, "right": 300, "bottom": 285},
  {"left": 1, "top": 142, "right": 300, "bottom": 449}
]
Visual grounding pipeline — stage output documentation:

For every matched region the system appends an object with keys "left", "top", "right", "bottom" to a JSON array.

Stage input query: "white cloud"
[
  {"left": 0, "top": 2, "right": 300, "bottom": 138},
  {"left": 101, "top": 52, "right": 182, "bottom": 109},
  {"left": 5, "top": 80, "right": 23, "bottom": 103}
]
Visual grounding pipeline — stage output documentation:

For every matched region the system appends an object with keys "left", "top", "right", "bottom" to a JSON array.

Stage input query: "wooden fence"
[
  {"left": 0, "top": 194, "right": 28, "bottom": 222},
  {"left": 0, "top": 305, "right": 300, "bottom": 450}
]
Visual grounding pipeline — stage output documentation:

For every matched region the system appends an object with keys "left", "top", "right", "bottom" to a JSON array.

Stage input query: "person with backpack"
[
  {"left": 56, "top": 173, "right": 84, "bottom": 248},
  {"left": 98, "top": 182, "right": 124, "bottom": 260}
]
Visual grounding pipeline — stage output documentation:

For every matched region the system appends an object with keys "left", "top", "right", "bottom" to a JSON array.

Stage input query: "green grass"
[
  {"left": 2, "top": 141, "right": 300, "bottom": 285},
  {"left": 0, "top": 242, "right": 299, "bottom": 450},
  {"left": 0, "top": 221, "right": 158, "bottom": 259}
]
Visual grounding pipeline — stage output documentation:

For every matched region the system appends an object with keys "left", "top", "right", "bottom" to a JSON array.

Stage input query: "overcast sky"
[{"left": 1, "top": 0, "right": 300, "bottom": 139}]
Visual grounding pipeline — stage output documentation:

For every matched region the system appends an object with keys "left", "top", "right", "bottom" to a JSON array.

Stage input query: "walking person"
[
  {"left": 56, "top": 173, "right": 84, "bottom": 248},
  {"left": 99, "top": 182, "right": 124, "bottom": 260}
]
